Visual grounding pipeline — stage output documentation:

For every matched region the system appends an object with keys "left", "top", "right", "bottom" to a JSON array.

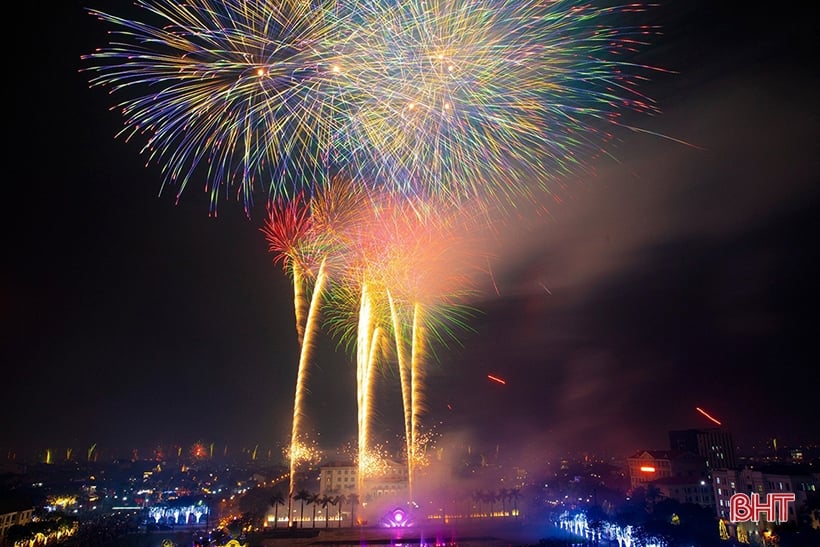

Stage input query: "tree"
[
  {"left": 484, "top": 490, "right": 497, "bottom": 517},
  {"left": 472, "top": 491, "right": 484, "bottom": 517},
  {"left": 269, "top": 490, "right": 285, "bottom": 529},
  {"left": 320, "top": 495, "right": 332, "bottom": 528},
  {"left": 348, "top": 493, "right": 360, "bottom": 526},
  {"left": 334, "top": 495, "right": 346, "bottom": 528},
  {"left": 498, "top": 488, "right": 510, "bottom": 516},
  {"left": 510, "top": 488, "right": 521, "bottom": 517},
  {"left": 308, "top": 493, "right": 320, "bottom": 527},
  {"left": 237, "top": 486, "right": 275, "bottom": 527},
  {"left": 294, "top": 489, "right": 311, "bottom": 528}
]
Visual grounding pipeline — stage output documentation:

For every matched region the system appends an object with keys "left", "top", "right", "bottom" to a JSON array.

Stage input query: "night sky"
[{"left": 3, "top": 2, "right": 818, "bottom": 462}]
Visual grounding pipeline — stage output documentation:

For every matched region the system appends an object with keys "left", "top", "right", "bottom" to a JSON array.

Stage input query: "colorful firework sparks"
[
  {"left": 695, "top": 406, "right": 722, "bottom": 426},
  {"left": 330, "top": 0, "right": 664, "bottom": 204},
  {"left": 84, "top": 0, "right": 664, "bottom": 212},
  {"left": 262, "top": 191, "right": 316, "bottom": 346},
  {"left": 190, "top": 441, "right": 209, "bottom": 460},
  {"left": 82, "top": 0, "right": 347, "bottom": 215}
]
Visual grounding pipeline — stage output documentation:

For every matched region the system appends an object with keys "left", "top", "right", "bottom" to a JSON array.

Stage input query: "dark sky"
[{"left": 3, "top": 2, "right": 818, "bottom": 462}]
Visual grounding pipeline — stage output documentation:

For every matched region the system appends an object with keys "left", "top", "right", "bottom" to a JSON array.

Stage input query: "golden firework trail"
[
  {"left": 289, "top": 257, "right": 328, "bottom": 496},
  {"left": 356, "top": 281, "right": 388, "bottom": 497},
  {"left": 387, "top": 290, "right": 413, "bottom": 489}
]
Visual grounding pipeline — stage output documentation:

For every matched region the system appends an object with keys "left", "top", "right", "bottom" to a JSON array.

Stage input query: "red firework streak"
[
  {"left": 487, "top": 374, "right": 506, "bottom": 385},
  {"left": 695, "top": 407, "right": 722, "bottom": 426}
]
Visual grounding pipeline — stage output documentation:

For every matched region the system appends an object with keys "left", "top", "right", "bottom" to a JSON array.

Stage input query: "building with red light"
[{"left": 626, "top": 450, "right": 706, "bottom": 490}]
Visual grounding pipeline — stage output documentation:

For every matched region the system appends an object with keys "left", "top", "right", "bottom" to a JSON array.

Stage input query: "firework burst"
[
  {"left": 85, "top": 0, "right": 663, "bottom": 212},
  {"left": 331, "top": 0, "right": 663, "bottom": 204},
  {"left": 83, "top": 0, "right": 348, "bottom": 214}
]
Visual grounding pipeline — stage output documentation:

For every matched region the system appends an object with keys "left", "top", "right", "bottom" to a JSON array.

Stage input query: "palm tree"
[
  {"left": 484, "top": 491, "right": 497, "bottom": 517},
  {"left": 269, "top": 491, "right": 285, "bottom": 529},
  {"left": 294, "top": 489, "right": 311, "bottom": 528},
  {"left": 308, "top": 493, "right": 320, "bottom": 528},
  {"left": 348, "top": 493, "right": 360, "bottom": 526},
  {"left": 320, "top": 495, "right": 332, "bottom": 528},
  {"left": 510, "top": 488, "right": 521, "bottom": 517},
  {"left": 334, "top": 495, "right": 346, "bottom": 528},
  {"left": 472, "top": 491, "right": 484, "bottom": 517},
  {"left": 498, "top": 488, "right": 509, "bottom": 516}
]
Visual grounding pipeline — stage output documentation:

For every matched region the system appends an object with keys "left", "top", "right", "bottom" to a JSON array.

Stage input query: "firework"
[
  {"left": 262, "top": 192, "right": 314, "bottom": 345},
  {"left": 263, "top": 177, "right": 373, "bottom": 498},
  {"left": 86, "top": 0, "right": 666, "bottom": 507},
  {"left": 487, "top": 374, "right": 506, "bottom": 385},
  {"left": 319, "top": 194, "right": 488, "bottom": 499},
  {"left": 82, "top": 0, "right": 347, "bottom": 214},
  {"left": 695, "top": 406, "right": 723, "bottom": 426},
  {"left": 85, "top": 0, "right": 662, "bottom": 212},
  {"left": 331, "top": 0, "right": 663, "bottom": 205}
]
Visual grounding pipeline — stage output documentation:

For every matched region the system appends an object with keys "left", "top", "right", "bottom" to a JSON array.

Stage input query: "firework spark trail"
[
  {"left": 289, "top": 257, "right": 328, "bottom": 496},
  {"left": 263, "top": 178, "right": 371, "bottom": 499},
  {"left": 261, "top": 193, "right": 314, "bottom": 345},
  {"left": 319, "top": 195, "right": 483, "bottom": 500},
  {"left": 409, "top": 300, "right": 424, "bottom": 500},
  {"left": 696, "top": 406, "right": 723, "bottom": 426},
  {"left": 345, "top": 197, "right": 488, "bottom": 499},
  {"left": 387, "top": 290, "right": 413, "bottom": 489},
  {"left": 356, "top": 282, "right": 385, "bottom": 497},
  {"left": 261, "top": 192, "right": 324, "bottom": 498}
]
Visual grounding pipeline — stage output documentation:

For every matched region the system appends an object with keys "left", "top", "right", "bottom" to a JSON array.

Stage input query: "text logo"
[{"left": 729, "top": 493, "right": 795, "bottom": 522}]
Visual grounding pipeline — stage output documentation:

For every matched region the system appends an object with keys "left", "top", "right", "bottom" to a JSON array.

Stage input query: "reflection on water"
[{"left": 306, "top": 543, "right": 522, "bottom": 547}]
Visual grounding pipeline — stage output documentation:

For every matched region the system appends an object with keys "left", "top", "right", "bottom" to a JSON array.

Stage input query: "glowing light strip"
[
  {"left": 487, "top": 374, "right": 506, "bottom": 385},
  {"left": 695, "top": 406, "right": 722, "bottom": 426}
]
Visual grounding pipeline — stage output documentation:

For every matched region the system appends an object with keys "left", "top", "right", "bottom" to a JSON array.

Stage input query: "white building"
[{"left": 319, "top": 460, "right": 409, "bottom": 502}]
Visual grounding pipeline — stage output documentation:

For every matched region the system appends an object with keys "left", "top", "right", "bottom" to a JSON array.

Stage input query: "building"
[
  {"left": 712, "top": 465, "right": 819, "bottom": 545},
  {"left": 626, "top": 450, "right": 707, "bottom": 490},
  {"left": 712, "top": 465, "right": 819, "bottom": 524},
  {"left": 652, "top": 476, "right": 715, "bottom": 508},
  {"left": 669, "top": 428, "right": 737, "bottom": 471},
  {"left": 0, "top": 494, "right": 35, "bottom": 543},
  {"left": 318, "top": 461, "right": 408, "bottom": 502},
  {"left": 319, "top": 462, "right": 358, "bottom": 496}
]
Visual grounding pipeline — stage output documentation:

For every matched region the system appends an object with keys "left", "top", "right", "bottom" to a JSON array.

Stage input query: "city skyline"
[{"left": 3, "top": 2, "right": 818, "bottom": 460}]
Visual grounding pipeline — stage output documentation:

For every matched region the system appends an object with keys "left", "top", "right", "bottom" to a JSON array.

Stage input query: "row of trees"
[
  {"left": 471, "top": 488, "right": 522, "bottom": 517},
  {"left": 233, "top": 484, "right": 526, "bottom": 533},
  {"left": 275, "top": 489, "right": 361, "bottom": 529},
  {"left": 231, "top": 487, "right": 362, "bottom": 530}
]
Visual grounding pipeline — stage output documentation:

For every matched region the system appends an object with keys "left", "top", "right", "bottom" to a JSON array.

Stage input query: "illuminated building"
[
  {"left": 626, "top": 450, "right": 706, "bottom": 490},
  {"left": 712, "top": 465, "right": 819, "bottom": 544},
  {"left": 319, "top": 461, "right": 409, "bottom": 501},
  {"left": 319, "top": 462, "right": 358, "bottom": 496},
  {"left": 712, "top": 465, "right": 818, "bottom": 523}
]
